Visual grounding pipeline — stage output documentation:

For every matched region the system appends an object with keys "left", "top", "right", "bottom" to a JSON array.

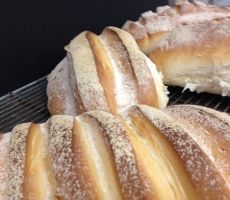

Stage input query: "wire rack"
[
  {"left": 0, "top": 77, "right": 49, "bottom": 132},
  {"left": 0, "top": 76, "right": 230, "bottom": 132}
]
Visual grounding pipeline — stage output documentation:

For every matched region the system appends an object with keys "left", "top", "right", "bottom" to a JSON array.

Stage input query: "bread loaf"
[
  {"left": 164, "top": 104, "right": 230, "bottom": 186},
  {"left": 123, "top": 0, "right": 230, "bottom": 96},
  {"left": 47, "top": 27, "right": 168, "bottom": 116},
  {"left": 0, "top": 133, "right": 10, "bottom": 200},
  {"left": 1, "top": 104, "right": 230, "bottom": 199}
]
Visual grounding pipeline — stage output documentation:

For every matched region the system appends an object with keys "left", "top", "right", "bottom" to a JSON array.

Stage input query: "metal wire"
[
  {"left": 0, "top": 77, "right": 50, "bottom": 132},
  {"left": 0, "top": 77, "right": 229, "bottom": 132},
  {"left": 168, "top": 86, "right": 230, "bottom": 111}
]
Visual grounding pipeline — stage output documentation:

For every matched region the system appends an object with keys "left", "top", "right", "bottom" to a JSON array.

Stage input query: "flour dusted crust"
[
  {"left": 1, "top": 105, "right": 230, "bottom": 199},
  {"left": 47, "top": 26, "right": 168, "bottom": 116},
  {"left": 47, "top": 57, "right": 78, "bottom": 115},
  {"left": 164, "top": 105, "right": 230, "bottom": 187},
  {"left": 0, "top": 133, "right": 10, "bottom": 200},
  {"left": 7, "top": 123, "right": 31, "bottom": 200},
  {"left": 121, "top": 105, "right": 230, "bottom": 200},
  {"left": 123, "top": 0, "right": 230, "bottom": 96}
]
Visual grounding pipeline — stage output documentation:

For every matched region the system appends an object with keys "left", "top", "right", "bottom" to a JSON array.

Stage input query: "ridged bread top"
[
  {"left": 123, "top": 0, "right": 230, "bottom": 42},
  {"left": 1, "top": 105, "right": 230, "bottom": 199},
  {"left": 47, "top": 26, "right": 168, "bottom": 116},
  {"left": 123, "top": 1, "right": 230, "bottom": 97}
]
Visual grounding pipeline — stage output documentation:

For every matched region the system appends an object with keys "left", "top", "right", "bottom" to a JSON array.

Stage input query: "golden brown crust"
[
  {"left": 164, "top": 104, "right": 230, "bottom": 187},
  {"left": 106, "top": 27, "right": 160, "bottom": 108},
  {"left": 76, "top": 114, "right": 124, "bottom": 199},
  {"left": 121, "top": 105, "right": 230, "bottom": 199},
  {"left": 23, "top": 123, "right": 56, "bottom": 200},
  {"left": 85, "top": 110, "right": 161, "bottom": 199},
  {"left": 47, "top": 26, "right": 168, "bottom": 116},
  {"left": 119, "top": 111, "right": 199, "bottom": 200},
  {"left": 123, "top": 1, "right": 230, "bottom": 96},
  {"left": 150, "top": 22, "right": 230, "bottom": 95},
  {"left": 2, "top": 105, "right": 230, "bottom": 199},
  {"left": 86, "top": 31, "right": 117, "bottom": 114}
]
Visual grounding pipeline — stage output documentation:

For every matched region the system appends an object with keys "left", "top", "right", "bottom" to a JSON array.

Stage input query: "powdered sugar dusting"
[
  {"left": 0, "top": 133, "right": 10, "bottom": 200},
  {"left": 8, "top": 123, "right": 31, "bottom": 200},
  {"left": 136, "top": 105, "right": 230, "bottom": 199},
  {"left": 86, "top": 111, "right": 148, "bottom": 199},
  {"left": 49, "top": 115, "right": 85, "bottom": 199}
]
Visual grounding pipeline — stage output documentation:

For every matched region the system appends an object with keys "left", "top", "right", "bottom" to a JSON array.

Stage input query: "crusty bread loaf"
[
  {"left": 121, "top": 105, "right": 230, "bottom": 200},
  {"left": 123, "top": 0, "right": 230, "bottom": 96},
  {"left": 1, "top": 104, "right": 230, "bottom": 199},
  {"left": 47, "top": 26, "right": 168, "bottom": 116},
  {"left": 0, "top": 133, "right": 10, "bottom": 200},
  {"left": 164, "top": 104, "right": 230, "bottom": 186}
]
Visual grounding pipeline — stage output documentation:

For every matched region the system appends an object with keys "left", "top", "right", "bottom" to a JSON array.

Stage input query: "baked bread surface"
[
  {"left": 1, "top": 104, "right": 230, "bottom": 199},
  {"left": 123, "top": 0, "right": 230, "bottom": 96},
  {"left": 47, "top": 27, "right": 168, "bottom": 116}
]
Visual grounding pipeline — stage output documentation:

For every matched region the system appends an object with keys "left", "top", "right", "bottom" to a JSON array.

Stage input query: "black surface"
[
  {"left": 0, "top": 76, "right": 229, "bottom": 133},
  {"left": 0, "top": 0, "right": 167, "bottom": 96}
]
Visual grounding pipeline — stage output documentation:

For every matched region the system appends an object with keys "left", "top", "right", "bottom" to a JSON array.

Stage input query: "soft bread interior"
[
  {"left": 120, "top": 113, "right": 199, "bottom": 200},
  {"left": 23, "top": 123, "right": 57, "bottom": 200},
  {"left": 73, "top": 117, "right": 123, "bottom": 200},
  {"left": 144, "top": 55, "right": 168, "bottom": 108}
]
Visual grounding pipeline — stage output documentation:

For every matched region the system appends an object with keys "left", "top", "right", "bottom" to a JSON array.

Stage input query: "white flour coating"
[
  {"left": 47, "top": 57, "right": 77, "bottom": 115},
  {"left": 66, "top": 32, "right": 110, "bottom": 113},
  {"left": 49, "top": 115, "right": 87, "bottom": 199},
  {"left": 7, "top": 123, "right": 31, "bottom": 200},
  {"left": 164, "top": 105, "right": 230, "bottom": 186},
  {"left": 145, "top": 15, "right": 175, "bottom": 34},
  {"left": 99, "top": 30, "right": 138, "bottom": 112},
  {"left": 155, "top": 18, "right": 230, "bottom": 50},
  {"left": 77, "top": 115, "right": 123, "bottom": 200},
  {"left": 87, "top": 111, "right": 149, "bottom": 199},
  {"left": 123, "top": 0, "right": 230, "bottom": 41},
  {"left": 122, "top": 21, "right": 148, "bottom": 40},
  {"left": 156, "top": 5, "right": 175, "bottom": 16},
  {"left": 104, "top": 27, "right": 168, "bottom": 110},
  {"left": 49, "top": 26, "right": 167, "bottom": 115},
  {"left": 135, "top": 105, "right": 229, "bottom": 199},
  {"left": 122, "top": 0, "right": 230, "bottom": 98},
  {"left": 0, "top": 133, "right": 10, "bottom": 200}
]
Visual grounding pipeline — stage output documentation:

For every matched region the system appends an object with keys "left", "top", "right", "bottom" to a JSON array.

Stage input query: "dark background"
[{"left": 0, "top": 0, "right": 167, "bottom": 96}]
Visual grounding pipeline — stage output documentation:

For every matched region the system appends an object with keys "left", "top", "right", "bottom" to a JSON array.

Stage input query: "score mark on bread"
[
  {"left": 1, "top": 105, "right": 230, "bottom": 199},
  {"left": 47, "top": 27, "right": 168, "bottom": 116},
  {"left": 123, "top": 0, "right": 230, "bottom": 96}
]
